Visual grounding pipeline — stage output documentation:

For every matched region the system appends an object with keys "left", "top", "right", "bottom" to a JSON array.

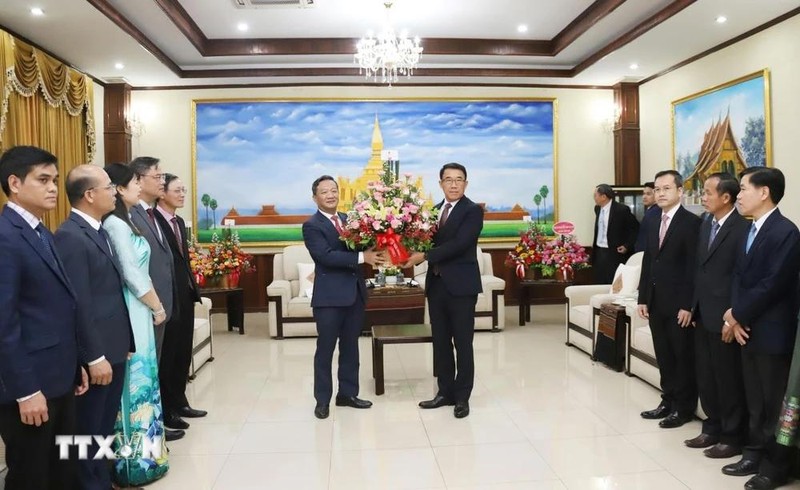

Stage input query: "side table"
[
  {"left": 198, "top": 287, "right": 245, "bottom": 335},
  {"left": 518, "top": 278, "right": 573, "bottom": 326}
]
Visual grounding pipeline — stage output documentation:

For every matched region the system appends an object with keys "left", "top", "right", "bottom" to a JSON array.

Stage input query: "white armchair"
[
  {"left": 266, "top": 245, "right": 317, "bottom": 338},
  {"left": 413, "top": 246, "right": 506, "bottom": 330},
  {"left": 190, "top": 296, "right": 214, "bottom": 378},
  {"left": 564, "top": 252, "right": 644, "bottom": 358}
]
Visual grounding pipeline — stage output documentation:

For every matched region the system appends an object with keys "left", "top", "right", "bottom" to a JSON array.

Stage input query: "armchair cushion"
[
  {"left": 297, "top": 262, "right": 315, "bottom": 298},
  {"left": 610, "top": 263, "right": 640, "bottom": 295}
]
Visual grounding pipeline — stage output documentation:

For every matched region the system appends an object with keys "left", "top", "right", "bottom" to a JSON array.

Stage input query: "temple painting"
[
  {"left": 672, "top": 70, "right": 771, "bottom": 209},
  {"left": 193, "top": 99, "right": 556, "bottom": 245}
]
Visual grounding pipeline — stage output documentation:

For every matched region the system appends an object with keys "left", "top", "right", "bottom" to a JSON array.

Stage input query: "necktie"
[
  {"left": 440, "top": 202, "right": 452, "bottom": 227},
  {"left": 35, "top": 223, "right": 59, "bottom": 270},
  {"left": 170, "top": 217, "right": 184, "bottom": 255},
  {"left": 331, "top": 215, "right": 343, "bottom": 234},
  {"left": 746, "top": 223, "right": 757, "bottom": 253},
  {"left": 708, "top": 220, "right": 720, "bottom": 250},
  {"left": 97, "top": 226, "right": 114, "bottom": 256},
  {"left": 598, "top": 208, "right": 607, "bottom": 245},
  {"left": 146, "top": 208, "right": 156, "bottom": 227},
  {"left": 658, "top": 214, "right": 669, "bottom": 249}
]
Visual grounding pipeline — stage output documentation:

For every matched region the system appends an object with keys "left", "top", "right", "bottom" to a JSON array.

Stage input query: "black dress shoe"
[
  {"left": 419, "top": 395, "right": 455, "bottom": 409},
  {"left": 684, "top": 433, "right": 719, "bottom": 448},
  {"left": 314, "top": 404, "right": 330, "bottom": 419},
  {"left": 454, "top": 401, "right": 470, "bottom": 419},
  {"left": 641, "top": 403, "right": 671, "bottom": 420},
  {"left": 177, "top": 406, "right": 208, "bottom": 418},
  {"left": 659, "top": 411, "right": 693, "bottom": 429},
  {"left": 164, "top": 428, "right": 185, "bottom": 442},
  {"left": 164, "top": 413, "right": 190, "bottom": 430},
  {"left": 704, "top": 443, "right": 742, "bottom": 459},
  {"left": 745, "top": 474, "right": 786, "bottom": 490},
  {"left": 722, "top": 458, "right": 760, "bottom": 476},
  {"left": 335, "top": 396, "right": 373, "bottom": 409}
]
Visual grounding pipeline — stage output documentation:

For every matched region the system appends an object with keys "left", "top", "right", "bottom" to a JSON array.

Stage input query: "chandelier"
[{"left": 354, "top": 1, "right": 423, "bottom": 85}]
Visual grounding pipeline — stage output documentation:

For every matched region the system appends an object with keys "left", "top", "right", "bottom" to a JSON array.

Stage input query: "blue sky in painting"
[
  {"left": 195, "top": 101, "right": 554, "bottom": 215},
  {"left": 674, "top": 76, "right": 765, "bottom": 165}
]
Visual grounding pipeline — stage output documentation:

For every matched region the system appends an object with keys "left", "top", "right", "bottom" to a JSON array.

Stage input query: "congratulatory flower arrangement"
[{"left": 339, "top": 173, "right": 439, "bottom": 265}]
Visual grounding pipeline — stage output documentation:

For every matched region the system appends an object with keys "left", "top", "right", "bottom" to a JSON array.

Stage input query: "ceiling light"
[
  {"left": 629, "top": 63, "right": 639, "bottom": 70},
  {"left": 237, "top": 22, "right": 248, "bottom": 32},
  {"left": 355, "top": 1, "right": 423, "bottom": 86},
  {"left": 115, "top": 63, "right": 125, "bottom": 70},
  {"left": 517, "top": 25, "right": 528, "bottom": 33},
  {"left": 716, "top": 16, "right": 727, "bottom": 24},
  {"left": 30, "top": 7, "right": 44, "bottom": 16}
]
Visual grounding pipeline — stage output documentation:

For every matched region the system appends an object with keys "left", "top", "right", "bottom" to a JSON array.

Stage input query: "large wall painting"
[
  {"left": 672, "top": 69, "right": 771, "bottom": 209},
  {"left": 193, "top": 99, "right": 557, "bottom": 245}
]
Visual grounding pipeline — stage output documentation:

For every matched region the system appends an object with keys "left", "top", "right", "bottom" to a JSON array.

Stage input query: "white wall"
[
  {"left": 91, "top": 81, "right": 104, "bottom": 166},
  {"left": 130, "top": 86, "right": 614, "bottom": 244},
  {"left": 640, "top": 14, "right": 800, "bottom": 223}
]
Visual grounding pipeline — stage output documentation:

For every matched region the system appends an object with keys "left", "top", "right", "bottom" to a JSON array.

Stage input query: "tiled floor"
[{"left": 4, "top": 305, "right": 800, "bottom": 489}]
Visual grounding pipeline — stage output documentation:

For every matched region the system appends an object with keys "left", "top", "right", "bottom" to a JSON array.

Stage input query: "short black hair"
[
  {"left": 65, "top": 167, "right": 100, "bottom": 206},
  {"left": 129, "top": 156, "right": 160, "bottom": 177},
  {"left": 654, "top": 169, "right": 683, "bottom": 188},
  {"left": 740, "top": 166, "right": 784, "bottom": 204},
  {"left": 595, "top": 184, "right": 615, "bottom": 200},
  {"left": 163, "top": 173, "right": 179, "bottom": 191},
  {"left": 643, "top": 182, "right": 655, "bottom": 190},
  {"left": 0, "top": 145, "right": 58, "bottom": 196},
  {"left": 104, "top": 162, "right": 140, "bottom": 234},
  {"left": 439, "top": 162, "right": 467, "bottom": 180},
  {"left": 705, "top": 172, "right": 739, "bottom": 202},
  {"left": 311, "top": 175, "right": 337, "bottom": 195}
]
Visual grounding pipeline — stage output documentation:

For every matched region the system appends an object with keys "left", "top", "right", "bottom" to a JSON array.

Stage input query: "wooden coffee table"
[{"left": 371, "top": 324, "right": 432, "bottom": 395}]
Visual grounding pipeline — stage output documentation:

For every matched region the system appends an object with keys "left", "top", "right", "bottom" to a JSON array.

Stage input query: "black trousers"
[
  {"left": 649, "top": 309, "right": 697, "bottom": 415},
  {"left": 159, "top": 291, "right": 195, "bottom": 415},
  {"left": 0, "top": 392, "right": 76, "bottom": 490},
  {"left": 741, "top": 349, "right": 791, "bottom": 464},
  {"left": 592, "top": 247, "right": 622, "bottom": 284},
  {"left": 427, "top": 275, "right": 477, "bottom": 403},
  {"left": 694, "top": 319, "right": 747, "bottom": 445},
  {"left": 76, "top": 361, "right": 126, "bottom": 490},
  {"left": 312, "top": 294, "right": 365, "bottom": 405}
]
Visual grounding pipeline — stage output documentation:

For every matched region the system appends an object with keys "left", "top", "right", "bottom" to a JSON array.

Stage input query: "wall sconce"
[{"left": 126, "top": 113, "right": 145, "bottom": 138}]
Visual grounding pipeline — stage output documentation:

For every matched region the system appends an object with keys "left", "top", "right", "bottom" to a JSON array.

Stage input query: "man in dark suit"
[
  {"left": 405, "top": 162, "right": 484, "bottom": 419},
  {"left": 637, "top": 169, "right": 701, "bottom": 429},
  {"left": 591, "top": 183, "right": 639, "bottom": 284},
  {"left": 719, "top": 167, "right": 800, "bottom": 490},
  {"left": 302, "top": 175, "right": 384, "bottom": 420},
  {"left": 683, "top": 172, "right": 749, "bottom": 459},
  {"left": 0, "top": 146, "right": 88, "bottom": 490},
  {"left": 635, "top": 182, "right": 659, "bottom": 253},
  {"left": 154, "top": 173, "right": 207, "bottom": 429},
  {"left": 128, "top": 156, "right": 183, "bottom": 441},
  {"left": 54, "top": 164, "right": 135, "bottom": 490}
]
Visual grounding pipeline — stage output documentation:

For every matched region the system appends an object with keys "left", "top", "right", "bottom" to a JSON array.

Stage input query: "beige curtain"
[{"left": 0, "top": 29, "right": 96, "bottom": 228}]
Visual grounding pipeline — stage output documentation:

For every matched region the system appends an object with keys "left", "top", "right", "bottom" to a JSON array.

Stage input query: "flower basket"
[
  {"left": 506, "top": 223, "right": 547, "bottom": 279},
  {"left": 340, "top": 173, "right": 439, "bottom": 265},
  {"left": 188, "top": 229, "right": 255, "bottom": 289}
]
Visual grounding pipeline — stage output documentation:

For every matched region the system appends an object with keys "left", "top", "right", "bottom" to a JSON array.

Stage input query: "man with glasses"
[
  {"left": 128, "top": 157, "right": 184, "bottom": 441},
  {"left": 54, "top": 165, "right": 135, "bottom": 490},
  {"left": 153, "top": 173, "right": 207, "bottom": 430},
  {"left": 637, "top": 170, "right": 701, "bottom": 429},
  {"left": 404, "top": 162, "right": 483, "bottom": 419}
]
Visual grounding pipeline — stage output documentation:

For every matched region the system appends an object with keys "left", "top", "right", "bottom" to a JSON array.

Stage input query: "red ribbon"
[
  {"left": 515, "top": 263, "right": 525, "bottom": 279},
  {"left": 376, "top": 229, "right": 410, "bottom": 265}
]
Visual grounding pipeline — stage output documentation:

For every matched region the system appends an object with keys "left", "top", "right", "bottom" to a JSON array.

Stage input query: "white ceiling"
[{"left": 0, "top": 0, "right": 798, "bottom": 87}]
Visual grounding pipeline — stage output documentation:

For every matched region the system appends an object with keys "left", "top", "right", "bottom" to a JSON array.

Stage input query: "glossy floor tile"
[{"left": 5, "top": 305, "right": 800, "bottom": 490}]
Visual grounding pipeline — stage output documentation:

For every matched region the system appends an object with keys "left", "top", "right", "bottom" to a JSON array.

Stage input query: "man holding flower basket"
[
  {"left": 303, "top": 175, "right": 386, "bottom": 420},
  {"left": 404, "top": 163, "right": 483, "bottom": 419}
]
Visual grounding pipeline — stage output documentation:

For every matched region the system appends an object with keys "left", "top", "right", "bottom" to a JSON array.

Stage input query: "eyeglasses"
[
  {"left": 441, "top": 178, "right": 466, "bottom": 186},
  {"left": 88, "top": 183, "right": 116, "bottom": 193},
  {"left": 169, "top": 187, "right": 188, "bottom": 194},
  {"left": 143, "top": 173, "right": 165, "bottom": 181}
]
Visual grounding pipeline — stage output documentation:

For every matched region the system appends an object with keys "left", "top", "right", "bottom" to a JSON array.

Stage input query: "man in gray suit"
[{"left": 128, "top": 156, "right": 175, "bottom": 358}]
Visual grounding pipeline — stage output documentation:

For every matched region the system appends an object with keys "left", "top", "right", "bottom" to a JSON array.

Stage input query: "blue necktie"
[
  {"left": 745, "top": 223, "right": 757, "bottom": 253},
  {"left": 708, "top": 220, "right": 720, "bottom": 250},
  {"left": 35, "top": 223, "right": 59, "bottom": 269},
  {"left": 97, "top": 226, "right": 113, "bottom": 256}
]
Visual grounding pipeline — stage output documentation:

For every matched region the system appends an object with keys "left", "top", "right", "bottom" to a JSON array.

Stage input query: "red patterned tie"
[
  {"left": 146, "top": 208, "right": 156, "bottom": 227},
  {"left": 331, "top": 215, "right": 343, "bottom": 234},
  {"left": 171, "top": 217, "right": 183, "bottom": 256}
]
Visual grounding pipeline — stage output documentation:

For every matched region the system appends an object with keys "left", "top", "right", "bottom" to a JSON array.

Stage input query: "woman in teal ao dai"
[{"left": 102, "top": 163, "right": 169, "bottom": 486}]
